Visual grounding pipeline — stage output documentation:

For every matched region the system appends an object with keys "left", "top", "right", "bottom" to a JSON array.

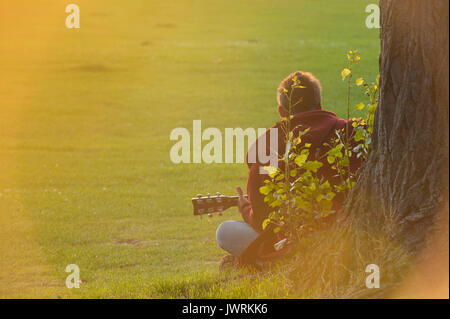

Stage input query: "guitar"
[
  {"left": 192, "top": 193, "right": 292, "bottom": 263},
  {"left": 192, "top": 193, "right": 248, "bottom": 216}
]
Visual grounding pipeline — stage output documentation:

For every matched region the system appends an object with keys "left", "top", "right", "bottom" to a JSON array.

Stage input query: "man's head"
[{"left": 277, "top": 71, "right": 322, "bottom": 117}]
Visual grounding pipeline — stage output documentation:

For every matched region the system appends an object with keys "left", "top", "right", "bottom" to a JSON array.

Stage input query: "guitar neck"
[
  {"left": 192, "top": 194, "right": 247, "bottom": 216},
  {"left": 225, "top": 196, "right": 240, "bottom": 206}
]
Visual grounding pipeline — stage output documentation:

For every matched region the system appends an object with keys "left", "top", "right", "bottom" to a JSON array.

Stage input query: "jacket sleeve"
[{"left": 241, "top": 163, "right": 271, "bottom": 233}]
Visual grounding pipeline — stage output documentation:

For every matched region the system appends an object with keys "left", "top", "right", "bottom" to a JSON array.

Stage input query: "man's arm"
[{"left": 237, "top": 163, "right": 271, "bottom": 232}]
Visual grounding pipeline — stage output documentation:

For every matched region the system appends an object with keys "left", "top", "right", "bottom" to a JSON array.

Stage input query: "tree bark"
[{"left": 343, "top": 0, "right": 449, "bottom": 254}]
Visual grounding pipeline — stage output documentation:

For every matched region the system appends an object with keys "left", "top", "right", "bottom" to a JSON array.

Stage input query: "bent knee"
[{"left": 216, "top": 221, "right": 235, "bottom": 249}]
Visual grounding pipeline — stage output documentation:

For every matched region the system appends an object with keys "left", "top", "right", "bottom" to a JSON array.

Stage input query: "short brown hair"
[{"left": 277, "top": 71, "right": 322, "bottom": 114}]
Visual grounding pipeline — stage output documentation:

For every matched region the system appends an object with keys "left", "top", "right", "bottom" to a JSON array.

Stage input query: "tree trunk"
[{"left": 343, "top": 0, "right": 449, "bottom": 254}]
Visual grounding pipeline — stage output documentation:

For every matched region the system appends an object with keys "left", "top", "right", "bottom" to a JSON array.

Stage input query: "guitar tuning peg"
[
  {"left": 208, "top": 213, "right": 213, "bottom": 218},
  {"left": 197, "top": 194, "right": 202, "bottom": 198},
  {"left": 216, "top": 192, "right": 221, "bottom": 197},
  {"left": 207, "top": 193, "right": 211, "bottom": 198}
]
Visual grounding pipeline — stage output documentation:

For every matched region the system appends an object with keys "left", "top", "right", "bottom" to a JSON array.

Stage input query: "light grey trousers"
[{"left": 216, "top": 220, "right": 259, "bottom": 257}]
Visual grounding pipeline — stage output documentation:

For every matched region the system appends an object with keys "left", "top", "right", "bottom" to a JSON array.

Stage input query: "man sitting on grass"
[{"left": 216, "top": 71, "right": 361, "bottom": 268}]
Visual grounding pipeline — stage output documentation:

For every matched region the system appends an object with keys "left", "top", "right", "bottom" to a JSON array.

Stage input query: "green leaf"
[
  {"left": 263, "top": 166, "right": 279, "bottom": 177},
  {"left": 298, "top": 128, "right": 310, "bottom": 137},
  {"left": 300, "top": 149, "right": 310, "bottom": 156},
  {"left": 270, "top": 199, "right": 283, "bottom": 207},
  {"left": 327, "top": 144, "right": 344, "bottom": 157},
  {"left": 354, "top": 130, "right": 364, "bottom": 142},
  {"left": 327, "top": 156, "right": 335, "bottom": 164},
  {"left": 321, "top": 181, "right": 331, "bottom": 189},
  {"left": 295, "top": 154, "right": 308, "bottom": 167},
  {"left": 338, "top": 157, "right": 350, "bottom": 167},
  {"left": 303, "top": 161, "right": 323, "bottom": 173},
  {"left": 259, "top": 185, "right": 272, "bottom": 195},
  {"left": 355, "top": 102, "right": 365, "bottom": 110},
  {"left": 341, "top": 68, "right": 351, "bottom": 80},
  {"left": 262, "top": 219, "right": 271, "bottom": 230}
]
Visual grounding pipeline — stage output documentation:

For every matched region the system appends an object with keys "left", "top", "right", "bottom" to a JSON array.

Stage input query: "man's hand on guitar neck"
[{"left": 236, "top": 186, "right": 251, "bottom": 215}]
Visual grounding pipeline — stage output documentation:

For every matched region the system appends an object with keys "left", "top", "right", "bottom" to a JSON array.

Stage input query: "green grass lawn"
[{"left": 0, "top": 0, "right": 380, "bottom": 298}]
